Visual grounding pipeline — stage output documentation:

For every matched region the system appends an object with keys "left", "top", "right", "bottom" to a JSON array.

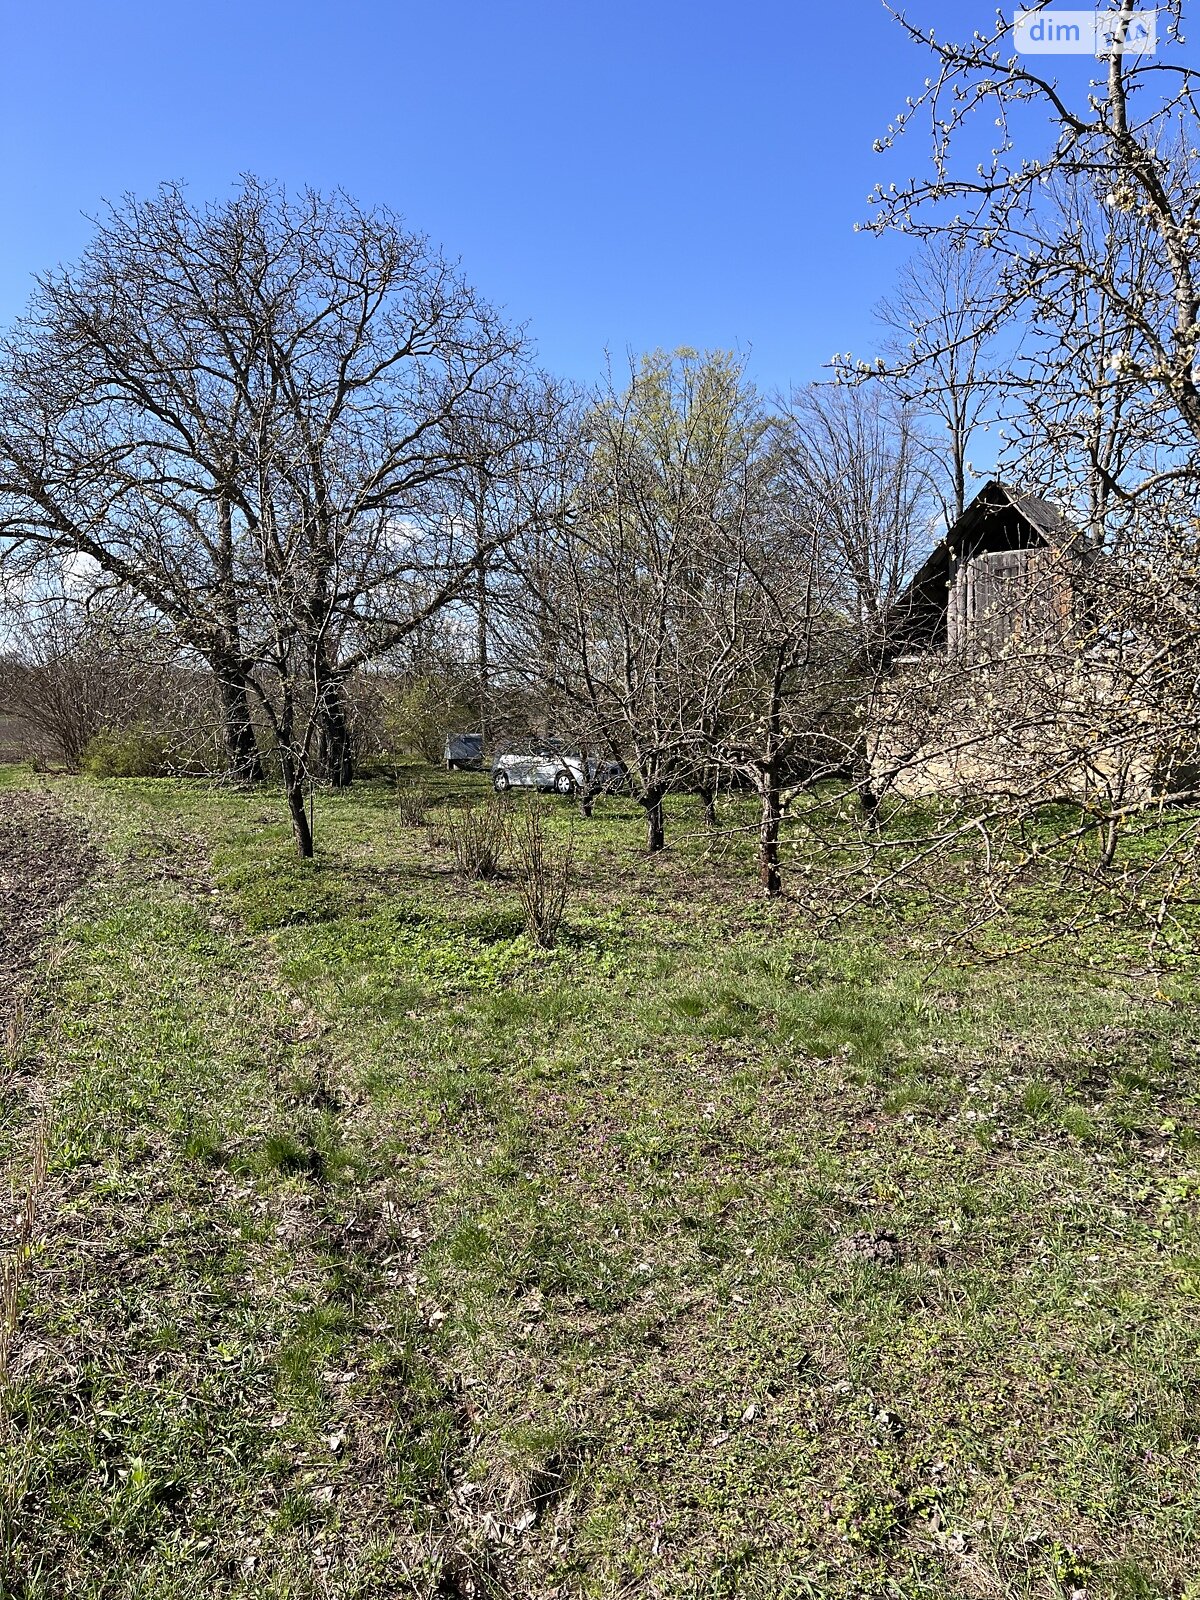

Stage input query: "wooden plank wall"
[{"left": 948, "top": 547, "right": 1073, "bottom": 657}]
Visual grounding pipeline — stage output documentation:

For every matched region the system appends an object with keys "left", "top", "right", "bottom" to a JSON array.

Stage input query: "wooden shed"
[{"left": 888, "top": 481, "right": 1083, "bottom": 660}]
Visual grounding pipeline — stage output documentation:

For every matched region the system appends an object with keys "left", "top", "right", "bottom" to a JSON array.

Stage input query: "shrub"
[
  {"left": 444, "top": 795, "right": 509, "bottom": 881},
  {"left": 383, "top": 673, "right": 477, "bottom": 763},
  {"left": 80, "top": 727, "right": 174, "bottom": 778},
  {"left": 396, "top": 781, "right": 433, "bottom": 827},
  {"left": 512, "top": 803, "right": 573, "bottom": 948}
]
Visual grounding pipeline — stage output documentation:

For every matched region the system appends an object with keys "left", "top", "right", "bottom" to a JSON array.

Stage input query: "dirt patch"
[{"left": 0, "top": 788, "right": 93, "bottom": 1045}]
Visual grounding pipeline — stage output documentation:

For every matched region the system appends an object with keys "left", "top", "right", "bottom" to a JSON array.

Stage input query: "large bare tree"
[
  {"left": 0, "top": 179, "right": 535, "bottom": 852},
  {"left": 776, "top": 382, "right": 935, "bottom": 652},
  {"left": 870, "top": 241, "right": 1003, "bottom": 523}
]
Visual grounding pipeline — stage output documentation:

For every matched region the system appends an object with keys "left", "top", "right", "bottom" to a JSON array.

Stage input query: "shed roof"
[{"left": 901, "top": 480, "right": 1080, "bottom": 602}]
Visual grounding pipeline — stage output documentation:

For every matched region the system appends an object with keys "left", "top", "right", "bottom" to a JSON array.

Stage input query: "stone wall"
[{"left": 868, "top": 654, "right": 1190, "bottom": 806}]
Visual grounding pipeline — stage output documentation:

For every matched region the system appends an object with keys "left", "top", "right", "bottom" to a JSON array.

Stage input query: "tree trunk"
[
  {"left": 698, "top": 787, "right": 717, "bottom": 828},
  {"left": 859, "top": 779, "right": 882, "bottom": 830},
  {"left": 1099, "top": 815, "right": 1121, "bottom": 871},
  {"left": 578, "top": 790, "right": 594, "bottom": 820},
  {"left": 215, "top": 668, "right": 263, "bottom": 784},
  {"left": 317, "top": 682, "right": 354, "bottom": 789},
  {"left": 476, "top": 527, "right": 489, "bottom": 748},
  {"left": 645, "top": 790, "right": 666, "bottom": 854},
  {"left": 282, "top": 757, "right": 315, "bottom": 859},
  {"left": 759, "top": 775, "right": 782, "bottom": 897}
]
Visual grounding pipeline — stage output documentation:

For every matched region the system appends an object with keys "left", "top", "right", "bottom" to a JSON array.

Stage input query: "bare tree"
[
  {"left": 776, "top": 383, "right": 935, "bottom": 653},
  {"left": 520, "top": 349, "right": 768, "bottom": 853},
  {"left": 435, "top": 376, "right": 578, "bottom": 750},
  {"left": 686, "top": 390, "right": 936, "bottom": 895},
  {"left": 870, "top": 242, "right": 1003, "bottom": 523},
  {"left": 872, "top": 1, "right": 1200, "bottom": 478},
  {"left": 998, "top": 173, "right": 1186, "bottom": 543},
  {"left": 800, "top": 0, "right": 1200, "bottom": 952},
  {"left": 0, "top": 179, "right": 535, "bottom": 853},
  {"left": 697, "top": 507, "right": 859, "bottom": 896}
]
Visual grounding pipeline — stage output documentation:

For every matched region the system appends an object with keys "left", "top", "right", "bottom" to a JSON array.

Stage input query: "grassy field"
[{"left": 1, "top": 764, "right": 1199, "bottom": 1599}]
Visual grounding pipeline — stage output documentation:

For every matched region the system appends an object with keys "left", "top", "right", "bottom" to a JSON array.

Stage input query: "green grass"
[{"left": 1, "top": 764, "right": 1199, "bottom": 1598}]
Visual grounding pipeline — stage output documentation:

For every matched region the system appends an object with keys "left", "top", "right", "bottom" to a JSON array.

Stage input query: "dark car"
[{"left": 587, "top": 757, "right": 629, "bottom": 793}]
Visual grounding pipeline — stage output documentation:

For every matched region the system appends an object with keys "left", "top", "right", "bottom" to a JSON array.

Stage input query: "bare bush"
[
  {"left": 395, "top": 781, "right": 434, "bottom": 828},
  {"left": 0, "top": 594, "right": 179, "bottom": 770},
  {"left": 444, "top": 796, "right": 509, "bottom": 881},
  {"left": 511, "top": 803, "right": 573, "bottom": 948}
]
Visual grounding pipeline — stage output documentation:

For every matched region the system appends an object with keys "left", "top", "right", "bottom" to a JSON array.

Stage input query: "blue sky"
[{"left": 0, "top": 1, "right": 1150, "bottom": 395}]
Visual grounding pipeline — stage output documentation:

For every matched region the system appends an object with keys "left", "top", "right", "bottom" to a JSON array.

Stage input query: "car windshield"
[{"left": 497, "top": 739, "right": 579, "bottom": 759}]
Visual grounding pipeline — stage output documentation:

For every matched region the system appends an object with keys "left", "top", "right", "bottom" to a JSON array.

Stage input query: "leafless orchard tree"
[
  {"left": 998, "top": 173, "right": 1187, "bottom": 539},
  {"left": 0, "top": 179, "right": 538, "bottom": 854},
  {"left": 513, "top": 349, "right": 770, "bottom": 854},
  {"left": 693, "top": 505, "right": 855, "bottom": 896},
  {"left": 866, "top": 241, "right": 1004, "bottom": 523},
  {"left": 871, "top": 1, "right": 1199, "bottom": 475},
  {"left": 775, "top": 0, "right": 1200, "bottom": 956},
  {"left": 694, "top": 386, "right": 937, "bottom": 894}
]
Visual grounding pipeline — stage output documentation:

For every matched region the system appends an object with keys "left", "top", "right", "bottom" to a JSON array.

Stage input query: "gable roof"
[{"left": 900, "top": 480, "right": 1080, "bottom": 604}]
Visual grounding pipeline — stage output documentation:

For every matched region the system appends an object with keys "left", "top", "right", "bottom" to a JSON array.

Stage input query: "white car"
[{"left": 491, "top": 739, "right": 587, "bottom": 795}]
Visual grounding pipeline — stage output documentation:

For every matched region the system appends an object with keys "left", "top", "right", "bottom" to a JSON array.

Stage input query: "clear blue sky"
[{"left": 0, "top": 0, "right": 1115, "bottom": 395}]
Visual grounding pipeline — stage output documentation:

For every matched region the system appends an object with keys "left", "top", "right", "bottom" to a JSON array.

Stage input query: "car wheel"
[
  {"left": 493, "top": 772, "right": 510, "bottom": 792},
  {"left": 553, "top": 772, "right": 575, "bottom": 795}
]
